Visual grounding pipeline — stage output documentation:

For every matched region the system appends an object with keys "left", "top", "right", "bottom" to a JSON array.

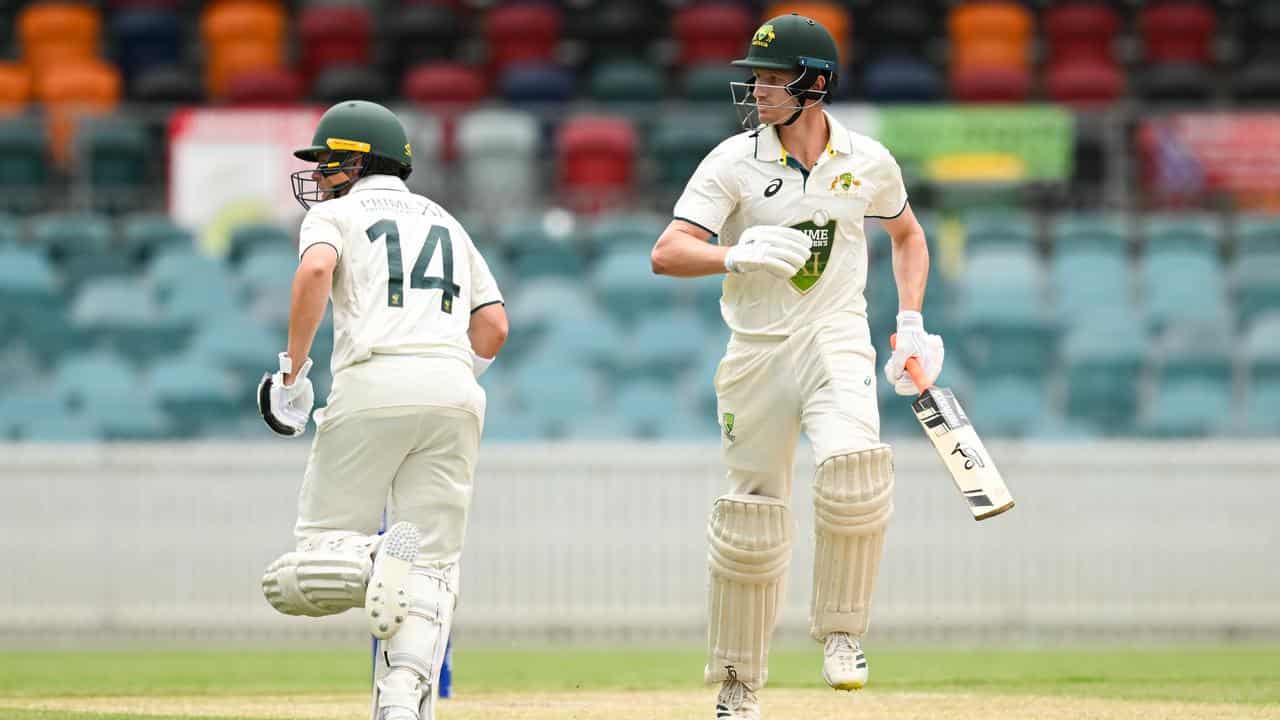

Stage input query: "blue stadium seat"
[
  {"left": 513, "top": 359, "right": 597, "bottom": 438},
  {"left": 191, "top": 315, "right": 281, "bottom": 382},
  {"left": 592, "top": 248, "right": 682, "bottom": 324},
  {"left": 499, "top": 63, "right": 574, "bottom": 104},
  {"left": 53, "top": 351, "right": 136, "bottom": 408},
  {"left": 1052, "top": 250, "right": 1132, "bottom": 329},
  {"left": 614, "top": 379, "right": 681, "bottom": 439},
  {"left": 863, "top": 56, "right": 944, "bottom": 102},
  {"left": 1232, "top": 255, "right": 1280, "bottom": 325},
  {"left": 1139, "top": 378, "right": 1233, "bottom": 437},
  {"left": 1051, "top": 213, "right": 1129, "bottom": 253},
  {"left": 111, "top": 9, "right": 182, "bottom": 80},
  {"left": 71, "top": 277, "right": 187, "bottom": 362},
  {"left": 149, "top": 354, "right": 241, "bottom": 433},
  {"left": 1235, "top": 215, "right": 1280, "bottom": 260},
  {"left": 1144, "top": 213, "right": 1221, "bottom": 257},
  {"left": 121, "top": 213, "right": 195, "bottom": 264},
  {"left": 1062, "top": 311, "right": 1146, "bottom": 433},
  {"left": 962, "top": 209, "right": 1036, "bottom": 250},
  {"left": 1142, "top": 251, "right": 1230, "bottom": 332},
  {"left": 624, "top": 310, "right": 706, "bottom": 379},
  {"left": 964, "top": 376, "right": 1046, "bottom": 438}
]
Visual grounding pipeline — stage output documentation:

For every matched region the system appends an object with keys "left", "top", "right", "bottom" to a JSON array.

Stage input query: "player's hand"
[
  {"left": 724, "top": 225, "right": 812, "bottom": 279},
  {"left": 257, "top": 352, "right": 315, "bottom": 437},
  {"left": 884, "top": 311, "right": 944, "bottom": 396}
]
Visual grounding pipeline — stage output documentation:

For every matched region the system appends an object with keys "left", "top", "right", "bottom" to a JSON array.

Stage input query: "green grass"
[{"left": 0, "top": 647, "right": 1277, "bottom": 707}]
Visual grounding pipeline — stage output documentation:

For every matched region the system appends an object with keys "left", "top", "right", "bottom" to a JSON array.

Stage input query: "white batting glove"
[
  {"left": 724, "top": 225, "right": 812, "bottom": 279},
  {"left": 884, "top": 311, "right": 945, "bottom": 396},
  {"left": 256, "top": 352, "right": 315, "bottom": 437}
]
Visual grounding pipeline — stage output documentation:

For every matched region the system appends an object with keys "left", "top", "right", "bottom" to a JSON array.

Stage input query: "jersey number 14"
[{"left": 366, "top": 218, "right": 461, "bottom": 313}]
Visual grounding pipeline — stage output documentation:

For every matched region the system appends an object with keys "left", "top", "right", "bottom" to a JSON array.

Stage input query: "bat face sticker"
[{"left": 950, "top": 442, "right": 985, "bottom": 470}]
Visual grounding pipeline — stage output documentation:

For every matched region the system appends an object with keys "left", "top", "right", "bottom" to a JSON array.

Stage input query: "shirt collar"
[
  {"left": 350, "top": 174, "right": 409, "bottom": 193},
  {"left": 753, "top": 109, "right": 852, "bottom": 165}
]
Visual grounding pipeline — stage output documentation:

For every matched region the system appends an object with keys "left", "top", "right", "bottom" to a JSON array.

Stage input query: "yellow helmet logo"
[
  {"left": 751, "top": 24, "right": 776, "bottom": 48},
  {"left": 404, "top": 142, "right": 412, "bottom": 157}
]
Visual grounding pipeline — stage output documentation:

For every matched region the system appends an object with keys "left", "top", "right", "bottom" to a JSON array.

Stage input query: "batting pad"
[
  {"left": 810, "top": 445, "right": 894, "bottom": 640},
  {"left": 372, "top": 566, "right": 455, "bottom": 720},
  {"left": 705, "top": 493, "right": 793, "bottom": 690},
  {"left": 261, "top": 550, "right": 371, "bottom": 617}
]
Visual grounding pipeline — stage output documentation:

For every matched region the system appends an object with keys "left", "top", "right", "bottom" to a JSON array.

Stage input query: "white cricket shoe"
[
  {"left": 714, "top": 666, "right": 760, "bottom": 719},
  {"left": 366, "top": 521, "right": 420, "bottom": 640},
  {"left": 822, "top": 632, "right": 868, "bottom": 691}
]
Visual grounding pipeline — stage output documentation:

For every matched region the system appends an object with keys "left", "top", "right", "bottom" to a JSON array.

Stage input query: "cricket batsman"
[
  {"left": 650, "top": 14, "right": 944, "bottom": 718},
  {"left": 256, "top": 100, "right": 508, "bottom": 720}
]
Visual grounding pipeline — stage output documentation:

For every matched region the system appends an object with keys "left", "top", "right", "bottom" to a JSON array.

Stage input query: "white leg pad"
[
  {"left": 704, "top": 493, "right": 793, "bottom": 690},
  {"left": 371, "top": 566, "right": 455, "bottom": 720},
  {"left": 810, "top": 446, "right": 894, "bottom": 640},
  {"left": 261, "top": 550, "right": 372, "bottom": 617}
]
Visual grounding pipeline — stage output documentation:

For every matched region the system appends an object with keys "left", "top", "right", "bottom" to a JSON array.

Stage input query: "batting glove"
[
  {"left": 257, "top": 352, "right": 315, "bottom": 437},
  {"left": 724, "top": 225, "right": 812, "bottom": 279},
  {"left": 884, "top": 311, "right": 945, "bottom": 396}
]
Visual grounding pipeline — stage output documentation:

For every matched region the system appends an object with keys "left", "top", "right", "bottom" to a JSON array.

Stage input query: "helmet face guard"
[
  {"left": 291, "top": 151, "right": 363, "bottom": 210},
  {"left": 730, "top": 62, "right": 831, "bottom": 132}
]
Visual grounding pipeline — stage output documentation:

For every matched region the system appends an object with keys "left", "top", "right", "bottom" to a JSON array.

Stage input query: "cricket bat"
[{"left": 891, "top": 335, "right": 1015, "bottom": 521}]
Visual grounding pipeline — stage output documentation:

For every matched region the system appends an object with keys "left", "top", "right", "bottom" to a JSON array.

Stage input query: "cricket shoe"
[
  {"left": 366, "top": 521, "right": 420, "bottom": 640},
  {"left": 715, "top": 666, "right": 760, "bottom": 719},
  {"left": 822, "top": 632, "right": 868, "bottom": 690}
]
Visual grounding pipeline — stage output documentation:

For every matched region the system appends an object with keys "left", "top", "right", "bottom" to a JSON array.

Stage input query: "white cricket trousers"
[{"left": 294, "top": 355, "right": 484, "bottom": 569}]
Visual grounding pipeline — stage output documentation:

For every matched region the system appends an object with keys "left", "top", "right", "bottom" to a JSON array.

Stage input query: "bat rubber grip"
[{"left": 890, "top": 332, "right": 932, "bottom": 393}]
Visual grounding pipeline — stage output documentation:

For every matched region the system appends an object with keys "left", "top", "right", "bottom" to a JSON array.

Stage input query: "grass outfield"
[{"left": 0, "top": 648, "right": 1277, "bottom": 719}]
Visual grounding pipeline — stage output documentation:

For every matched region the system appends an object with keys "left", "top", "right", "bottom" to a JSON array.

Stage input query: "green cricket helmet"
[
  {"left": 730, "top": 13, "right": 840, "bottom": 130},
  {"left": 291, "top": 100, "right": 413, "bottom": 209}
]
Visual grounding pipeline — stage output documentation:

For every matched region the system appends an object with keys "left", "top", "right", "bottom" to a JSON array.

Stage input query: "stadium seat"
[
  {"left": 585, "top": 213, "right": 667, "bottom": 252},
  {"left": 149, "top": 354, "right": 240, "bottom": 432},
  {"left": 504, "top": 278, "right": 594, "bottom": 354},
  {"left": 388, "top": 3, "right": 462, "bottom": 74},
  {"left": 592, "top": 248, "right": 682, "bottom": 324},
  {"left": 763, "top": 2, "right": 853, "bottom": 64},
  {"left": 0, "top": 246, "right": 58, "bottom": 310},
  {"left": 402, "top": 62, "right": 488, "bottom": 106},
  {"left": 1139, "top": 378, "right": 1232, "bottom": 437},
  {"left": 120, "top": 214, "right": 191, "bottom": 265},
  {"left": 201, "top": 1, "right": 285, "bottom": 52},
  {"left": 954, "top": 249, "right": 1054, "bottom": 378},
  {"left": 148, "top": 248, "right": 235, "bottom": 302},
  {"left": 964, "top": 375, "right": 1046, "bottom": 438},
  {"left": 30, "top": 211, "right": 121, "bottom": 286},
  {"left": 18, "top": 414, "right": 102, "bottom": 442},
  {"left": 567, "top": 0, "right": 664, "bottom": 65},
  {"left": 1245, "top": 313, "right": 1280, "bottom": 386},
  {"left": 1044, "top": 1, "right": 1121, "bottom": 64},
  {"left": 651, "top": 112, "right": 736, "bottom": 194},
  {"left": 227, "top": 221, "right": 292, "bottom": 264},
  {"left": 1234, "top": 58, "right": 1280, "bottom": 103},
  {"left": 78, "top": 117, "right": 150, "bottom": 212},
  {"left": 624, "top": 310, "right": 707, "bottom": 379},
  {"left": 224, "top": 67, "right": 304, "bottom": 105},
  {"left": 297, "top": 4, "right": 371, "bottom": 81},
  {"left": 0, "top": 213, "right": 18, "bottom": 248},
  {"left": 861, "top": 1, "right": 936, "bottom": 57},
  {"left": 614, "top": 379, "right": 683, "bottom": 439},
  {"left": 1046, "top": 59, "right": 1124, "bottom": 106},
  {"left": 191, "top": 314, "right": 280, "bottom": 382},
  {"left": 485, "top": 3, "right": 562, "bottom": 73},
  {"left": 71, "top": 276, "right": 187, "bottom": 361},
  {"left": 1051, "top": 249, "right": 1132, "bottom": 328},
  {"left": 513, "top": 358, "right": 597, "bottom": 437},
  {"left": 1062, "top": 312, "right": 1146, "bottom": 432},
  {"left": 1051, "top": 213, "right": 1129, "bottom": 253},
  {"left": 1142, "top": 251, "right": 1229, "bottom": 332},
  {"left": 672, "top": 3, "right": 755, "bottom": 67},
  {"left": 53, "top": 350, "right": 136, "bottom": 407},
  {"left": 1139, "top": 1, "right": 1215, "bottom": 65},
  {"left": 682, "top": 64, "right": 746, "bottom": 104},
  {"left": 1154, "top": 322, "right": 1234, "bottom": 385},
  {"left": 131, "top": 63, "right": 204, "bottom": 104},
  {"left": 949, "top": 2, "right": 1034, "bottom": 50},
  {"left": 35, "top": 59, "right": 123, "bottom": 167},
  {"left": 163, "top": 273, "right": 240, "bottom": 326},
  {"left": 1233, "top": 256, "right": 1280, "bottom": 324},
  {"left": 536, "top": 309, "right": 627, "bottom": 372},
  {"left": 863, "top": 56, "right": 945, "bottom": 103},
  {"left": 962, "top": 208, "right": 1035, "bottom": 250},
  {"left": 18, "top": 2, "right": 101, "bottom": 74},
  {"left": 950, "top": 65, "right": 1031, "bottom": 102},
  {"left": 456, "top": 109, "right": 540, "bottom": 217},
  {"left": 1235, "top": 216, "right": 1280, "bottom": 260},
  {"left": 557, "top": 115, "right": 637, "bottom": 210},
  {"left": 0, "top": 62, "right": 31, "bottom": 112},
  {"left": 1143, "top": 213, "right": 1221, "bottom": 256},
  {"left": 499, "top": 63, "right": 574, "bottom": 104},
  {"left": 0, "top": 117, "right": 49, "bottom": 212},
  {"left": 589, "top": 60, "right": 662, "bottom": 104},
  {"left": 312, "top": 65, "right": 389, "bottom": 105},
  {"left": 0, "top": 390, "right": 69, "bottom": 440},
  {"left": 206, "top": 41, "right": 283, "bottom": 100},
  {"left": 1245, "top": 380, "right": 1280, "bottom": 435},
  {"left": 1139, "top": 62, "right": 1213, "bottom": 101},
  {"left": 496, "top": 221, "right": 583, "bottom": 281},
  {"left": 111, "top": 8, "right": 181, "bottom": 81}
]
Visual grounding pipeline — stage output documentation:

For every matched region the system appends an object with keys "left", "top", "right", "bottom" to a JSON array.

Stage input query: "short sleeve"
[
  {"left": 468, "top": 237, "right": 504, "bottom": 312},
  {"left": 298, "top": 204, "right": 343, "bottom": 259},
  {"left": 672, "top": 141, "right": 740, "bottom": 235},
  {"left": 864, "top": 146, "right": 909, "bottom": 220}
]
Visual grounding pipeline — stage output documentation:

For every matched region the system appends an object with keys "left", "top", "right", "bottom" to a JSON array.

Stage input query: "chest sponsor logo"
[
  {"left": 788, "top": 219, "right": 836, "bottom": 292},
  {"left": 829, "top": 171, "right": 860, "bottom": 196},
  {"left": 764, "top": 178, "right": 783, "bottom": 197}
]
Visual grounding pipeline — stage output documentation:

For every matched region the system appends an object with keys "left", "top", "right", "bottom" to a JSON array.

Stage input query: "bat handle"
[{"left": 889, "top": 333, "right": 932, "bottom": 393}]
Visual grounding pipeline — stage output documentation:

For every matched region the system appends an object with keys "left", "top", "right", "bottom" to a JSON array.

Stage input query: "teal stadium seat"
[
  {"left": 588, "top": 61, "right": 663, "bottom": 138},
  {"left": 0, "top": 213, "right": 20, "bottom": 248},
  {"left": 586, "top": 212, "right": 666, "bottom": 251},
  {"left": 683, "top": 64, "right": 746, "bottom": 104},
  {"left": 534, "top": 309, "right": 625, "bottom": 372},
  {"left": 1153, "top": 323, "right": 1234, "bottom": 386},
  {"left": 614, "top": 379, "right": 681, "bottom": 439},
  {"left": 30, "top": 212, "right": 126, "bottom": 288},
  {"left": 953, "top": 249, "right": 1054, "bottom": 379},
  {"left": 1232, "top": 255, "right": 1280, "bottom": 325},
  {"left": 592, "top": 248, "right": 682, "bottom": 324},
  {"left": 624, "top": 310, "right": 707, "bottom": 379},
  {"left": 651, "top": 112, "right": 735, "bottom": 195},
  {"left": 1235, "top": 216, "right": 1280, "bottom": 260},
  {"left": 0, "top": 118, "right": 49, "bottom": 213},
  {"left": 71, "top": 277, "right": 187, "bottom": 362},
  {"left": 54, "top": 351, "right": 136, "bottom": 409},
  {"left": 497, "top": 221, "right": 584, "bottom": 281},
  {"left": 238, "top": 247, "right": 298, "bottom": 329},
  {"left": 149, "top": 248, "right": 235, "bottom": 300},
  {"left": 149, "top": 354, "right": 241, "bottom": 433},
  {"left": 513, "top": 358, "right": 597, "bottom": 438},
  {"left": 1143, "top": 213, "right": 1221, "bottom": 257},
  {"left": 162, "top": 273, "right": 240, "bottom": 326},
  {"left": 962, "top": 208, "right": 1036, "bottom": 251},
  {"left": 1245, "top": 380, "right": 1280, "bottom": 435},
  {"left": 456, "top": 109, "right": 541, "bottom": 220},
  {"left": 1139, "top": 378, "right": 1232, "bottom": 437},
  {"left": 0, "top": 391, "right": 67, "bottom": 439},
  {"left": 964, "top": 375, "right": 1046, "bottom": 438},
  {"left": 191, "top": 315, "right": 281, "bottom": 382},
  {"left": 18, "top": 415, "right": 102, "bottom": 442},
  {"left": 79, "top": 118, "right": 150, "bottom": 213},
  {"left": 1142, "top": 251, "right": 1230, "bottom": 333},
  {"left": 562, "top": 411, "right": 633, "bottom": 441},
  {"left": 1061, "top": 311, "right": 1146, "bottom": 432},
  {"left": 504, "top": 278, "right": 592, "bottom": 355},
  {"left": 0, "top": 247, "right": 70, "bottom": 357},
  {"left": 1052, "top": 250, "right": 1132, "bottom": 329},
  {"left": 1050, "top": 213, "right": 1129, "bottom": 253},
  {"left": 121, "top": 214, "right": 194, "bottom": 264},
  {"left": 228, "top": 222, "right": 292, "bottom": 264},
  {"left": 82, "top": 394, "right": 172, "bottom": 440},
  {"left": 1244, "top": 313, "right": 1280, "bottom": 385}
]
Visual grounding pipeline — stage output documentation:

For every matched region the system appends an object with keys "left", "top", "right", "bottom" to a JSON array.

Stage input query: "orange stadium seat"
[
  {"left": 1140, "top": 1, "right": 1216, "bottom": 64},
  {"left": 485, "top": 3, "right": 562, "bottom": 74},
  {"left": 949, "top": 1, "right": 1034, "bottom": 48},
  {"left": 207, "top": 41, "right": 283, "bottom": 100},
  {"left": 298, "top": 4, "right": 372, "bottom": 81},
  {"left": 953, "top": 39, "right": 1030, "bottom": 71},
  {"left": 201, "top": 0, "right": 286, "bottom": 55},
  {"left": 0, "top": 64, "right": 32, "bottom": 114},
  {"left": 673, "top": 3, "right": 755, "bottom": 67},
  {"left": 558, "top": 115, "right": 637, "bottom": 212},
  {"left": 18, "top": 2, "right": 102, "bottom": 75},
  {"left": 35, "top": 60, "right": 121, "bottom": 166},
  {"left": 1045, "top": 1, "right": 1121, "bottom": 64},
  {"left": 762, "top": 2, "right": 851, "bottom": 65}
]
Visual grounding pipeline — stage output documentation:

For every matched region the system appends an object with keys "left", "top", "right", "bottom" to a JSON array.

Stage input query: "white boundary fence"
[{"left": 1, "top": 441, "right": 1276, "bottom": 646}]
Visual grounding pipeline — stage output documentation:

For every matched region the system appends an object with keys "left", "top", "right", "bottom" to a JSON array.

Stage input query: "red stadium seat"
[
  {"left": 402, "top": 62, "right": 489, "bottom": 106},
  {"left": 557, "top": 115, "right": 637, "bottom": 212},
  {"left": 485, "top": 3, "right": 562, "bottom": 73},
  {"left": 1044, "top": 1, "right": 1120, "bottom": 64},
  {"left": 950, "top": 65, "right": 1030, "bottom": 102},
  {"left": 1140, "top": 1, "right": 1216, "bottom": 65},
  {"left": 298, "top": 5, "right": 372, "bottom": 81},
  {"left": 1046, "top": 58, "right": 1124, "bottom": 106},
  {"left": 673, "top": 3, "right": 755, "bottom": 68},
  {"left": 224, "top": 67, "right": 304, "bottom": 105}
]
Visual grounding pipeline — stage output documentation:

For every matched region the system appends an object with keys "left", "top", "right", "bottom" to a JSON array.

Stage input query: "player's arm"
[
  {"left": 285, "top": 244, "right": 337, "bottom": 384},
  {"left": 882, "top": 202, "right": 928, "bottom": 313},
  {"left": 650, "top": 220, "right": 728, "bottom": 277},
  {"left": 469, "top": 302, "right": 508, "bottom": 359}
]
